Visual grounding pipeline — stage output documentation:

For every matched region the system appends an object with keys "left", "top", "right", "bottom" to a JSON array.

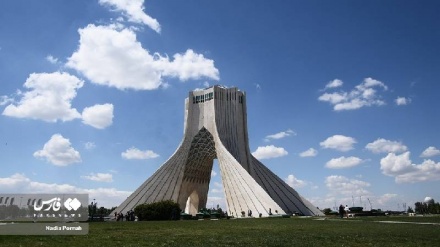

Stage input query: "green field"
[{"left": 1, "top": 216, "right": 440, "bottom": 247}]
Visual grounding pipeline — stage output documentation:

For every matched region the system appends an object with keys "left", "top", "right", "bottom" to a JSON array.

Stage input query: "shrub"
[{"left": 134, "top": 200, "right": 181, "bottom": 221}]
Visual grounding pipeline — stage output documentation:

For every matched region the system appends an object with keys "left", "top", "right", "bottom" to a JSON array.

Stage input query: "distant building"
[{"left": 0, "top": 195, "right": 43, "bottom": 208}]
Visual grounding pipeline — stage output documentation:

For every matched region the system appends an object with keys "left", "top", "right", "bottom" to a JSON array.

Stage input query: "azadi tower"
[{"left": 114, "top": 86, "right": 323, "bottom": 217}]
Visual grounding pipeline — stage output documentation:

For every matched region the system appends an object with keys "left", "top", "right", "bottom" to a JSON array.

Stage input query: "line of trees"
[
  {"left": 88, "top": 201, "right": 116, "bottom": 221},
  {"left": 321, "top": 198, "right": 440, "bottom": 216},
  {"left": 0, "top": 205, "right": 22, "bottom": 219},
  {"left": 411, "top": 198, "right": 440, "bottom": 214}
]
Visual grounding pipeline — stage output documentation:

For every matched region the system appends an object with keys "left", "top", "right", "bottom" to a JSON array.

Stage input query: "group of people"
[
  {"left": 338, "top": 204, "right": 350, "bottom": 218},
  {"left": 115, "top": 210, "right": 135, "bottom": 221}
]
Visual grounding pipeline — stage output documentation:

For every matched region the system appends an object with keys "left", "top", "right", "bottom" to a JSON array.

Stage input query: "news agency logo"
[
  {"left": 33, "top": 197, "right": 81, "bottom": 212},
  {"left": 33, "top": 197, "right": 83, "bottom": 218},
  {"left": 64, "top": 198, "right": 81, "bottom": 211},
  {"left": 0, "top": 193, "right": 88, "bottom": 223}
]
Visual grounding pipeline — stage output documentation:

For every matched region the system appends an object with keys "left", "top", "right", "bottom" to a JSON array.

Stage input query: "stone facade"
[{"left": 113, "top": 86, "right": 323, "bottom": 217}]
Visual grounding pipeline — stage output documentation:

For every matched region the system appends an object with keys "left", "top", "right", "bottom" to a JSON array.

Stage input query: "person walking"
[
  {"left": 345, "top": 205, "right": 350, "bottom": 218},
  {"left": 339, "top": 204, "right": 344, "bottom": 218}
]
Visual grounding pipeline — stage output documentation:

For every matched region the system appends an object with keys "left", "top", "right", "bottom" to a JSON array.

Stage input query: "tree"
[
  {"left": 414, "top": 199, "right": 440, "bottom": 214},
  {"left": 134, "top": 200, "right": 181, "bottom": 221},
  {"left": 322, "top": 208, "right": 332, "bottom": 215},
  {"left": 415, "top": 202, "right": 425, "bottom": 214},
  {"left": 0, "top": 205, "right": 20, "bottom": 219},
  {"left": 88, "top": 202, "right": 97, "bottom": 219}
]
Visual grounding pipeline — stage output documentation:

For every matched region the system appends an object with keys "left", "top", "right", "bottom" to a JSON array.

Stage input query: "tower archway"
[
  {"left": 184, "top": 190, "right": 200, "bottom": 215},
  {"left": 177, "top": 127, "right": 216, "bottom": 214}
]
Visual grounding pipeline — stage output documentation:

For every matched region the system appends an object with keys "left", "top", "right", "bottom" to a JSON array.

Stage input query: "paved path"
[
  {"left": 315, "top": 218, "right": 440, "bottom": 226},
  {"left": 375, "top": 220, "right": 440, "bottom": 226}
]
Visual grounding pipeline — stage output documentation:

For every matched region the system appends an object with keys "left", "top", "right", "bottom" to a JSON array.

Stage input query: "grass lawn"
[{"left": 1, "top": 216, "right": 439, "bottom": 246}]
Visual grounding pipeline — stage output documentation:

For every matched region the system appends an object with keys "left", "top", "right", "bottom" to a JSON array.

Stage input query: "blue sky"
[{"left": 1, "top": 0, "right": 439, "bottom": 211}]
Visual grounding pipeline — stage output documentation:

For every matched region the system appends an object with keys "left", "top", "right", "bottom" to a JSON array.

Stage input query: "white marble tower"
[{"left": 113, "top": 86, "right": 323, "bottom": 217}]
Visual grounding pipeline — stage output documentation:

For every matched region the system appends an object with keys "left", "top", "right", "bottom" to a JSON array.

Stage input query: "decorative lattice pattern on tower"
[{"left": 183, "top": 127, "right": 217, "bottom": 184}]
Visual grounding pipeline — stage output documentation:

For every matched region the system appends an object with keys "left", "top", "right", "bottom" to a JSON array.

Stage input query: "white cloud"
[
  {"left": 121, "top": 147, "right": 159, "bottom": 160},
  {"left": 85, "top": 187, "right": 132, "bottom": 208},
  {"left": 159, "top": 49, "right": 220, "bottom": 82},
  {"left": 325, "top": 175, "right": 371, "bottom": 197},
  {"left": 209, "top": 182, "right": 223, "bottom": 194},
  {"left": 252, "top": 145, "right": 288, "bottom": 160},
  {"left": 2, "top": 72, "right": 112, "bottom": 128},
  {"left": 67, "top": 24, "right": 161, "bottom": 90},
  {"left": 380, "top": 152, "right": 413, "bottom": 175},
  {"left": 99, "top": 0, "right": 161, "bottom": 33},
  {"left": 66, "top": 24, "right": 219, "bottom": 91},
  {"left": 81, "top": 173, "right": 113, "bottom": 182},
  {"left": 311, "top": 184, "right": 403, "bottom": 211},
  {"left": 0, "top": 173, "right": 131, "bottom": 208},
  {"left": 365, "top": 138, "right": 408, "bottom": 154},
  {"left": 395, "top": 96, "right": 411, "bottom": 106},
  {"left": 81, "top": 103, "right": 114, "bottom": 129},
  {"left": 376, "top": 193, "right": 398, "bottom": 206},
  {"left": 264, "top": 129, "right": 296, "bottom": 141},
  {"left": 332, "top": 98, "right": 366, "bottom": 111},
  {"left": 207, "top": 196, "right": 226, "bottom": 210},
  {"left": 211, "top": 182, "right": 223, "bottom": 194},
  {"left": 46, "top": 55, "right": 59, "bottom": 64},
  {"left": 211, "top": 188, "right": 223, "bottom": 193},
  {"left": 299, "top": 148, "right": 318, "bottom": 157},
  {"left": 33, "top": 134, "right": 81, "bottom": 166},
  {"left": 0, "top": 173, "right": 30, "bottom": 190},
  {"left": 2, "top": 72, "right": 83, "bottom": 122},
  {"left": 420, "top": 146, "right": 440, "bottom": 158},
  {"left": 211, "top": 170, "right": 217, "bottom": 177},
  {"left": 324, "top": 79, "right": 343, "bottom": 90},
  {"left": 359, "top": 78, "right": 388, "bottom": 90},
  {"left": 0, "top": 95, "right": 13, "bottom": 106},
  {"left": 380, "top": 152, "right": 440, "bottom": 183},
  {"left": 318, "top": 92, "right": 347, "bottom": 104},
  {"left": 318, "top": 77, "right": 388, "bottom": 111},
  {"left": 285, "top": 174, "right": 307, "bottom": 188},
  {"left": 325, "top": 156, "right": 363, "bottom": 169},
  {"left": 320, "top": 135, "right": 356, "bottom": 152}
]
